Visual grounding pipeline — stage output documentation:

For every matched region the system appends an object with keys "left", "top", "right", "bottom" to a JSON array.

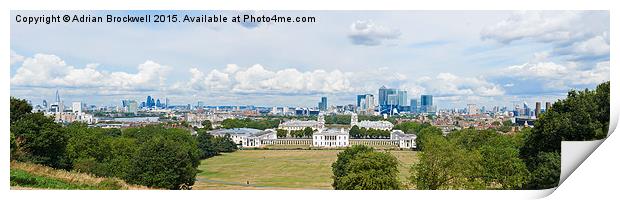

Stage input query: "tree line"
[
  {"left": 348, "top": 125, "right": 391, "bottom": 139},
  {"left": 10, "top": 97, "right": 238, "bottom": 190}
]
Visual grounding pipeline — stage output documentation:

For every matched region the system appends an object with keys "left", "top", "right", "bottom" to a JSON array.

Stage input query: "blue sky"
[{"left": 10, "top": 10, "right": 610, "bottom": 109}]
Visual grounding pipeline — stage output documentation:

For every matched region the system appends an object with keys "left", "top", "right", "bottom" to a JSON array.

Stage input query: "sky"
[{"left": 10, "top": 10, "right": 610, "bottom": 109}]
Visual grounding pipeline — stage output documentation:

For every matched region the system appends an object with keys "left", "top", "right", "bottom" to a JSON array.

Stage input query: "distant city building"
[
  {"left": 410, "top": 99, "right": 418, "bottom": 113},
  {"left": 127, "top": 100, "right": 138, "bottom": 114},
  {"left": 379, "top": 86, "right": 407, "bottom": 115},
  {"left": 421, "top": 95, "right": 433, "bottom": 113},
  {"left": 535, "top": 102, "right": 542, "bottom": 118},
  {"left": 278, "top": 114, "right": 325, "bottom": 131},
  {"left": 356, "top": 94, "right": 375, "bottom": 115},
  {"left": 318, "top": 97, "right": 328, "bottom": 111},
  {"left": 545, "top": 102, "right": 552, "bottom": 112},
  {"left": 467, "top": 104, "right": 478, "bottom": 115},
  {"left": 72, "top": 101, "right": 83, "bottom": 114},
  {"left": 350, "top": 113, "right": 393, "bottom": 130},
  {"left": 523, "top": 101, "right": 531, "bottom": 117}
]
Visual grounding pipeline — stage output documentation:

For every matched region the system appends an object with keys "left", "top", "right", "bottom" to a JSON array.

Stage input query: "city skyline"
[{"left": 10, "top": 11, "right": 610, "bottom": 108}]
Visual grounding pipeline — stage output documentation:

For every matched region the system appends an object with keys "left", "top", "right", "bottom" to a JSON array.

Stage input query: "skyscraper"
[
  {"left": 535, "top": 102, "right": 541, "bottom": 118},
  {"left": 146, "top": 96, "right": 153, "bottom": 108},
  {"left": 421, "top": 95, "right": 433, "bottom": 113},
  {"left": 398, "top": 90, "right": 408, "bottom": 106},
  {"left": 72, "top": 101, "right": 83, "bottom": 114},
  {"left": 356, "top": 94, "right": 375, "bottom": 114},
  {"left": 410, "top": 99, "right": 418, "bottom": 113},
  {"left": 378, "top": 86, "right": 403, "bottom": 114},
  {"left": 545, "top": 102, "right": 552, "bottom": 112},
  {"left": 319, "top": 97, "right": 328, "bottom": 111}
]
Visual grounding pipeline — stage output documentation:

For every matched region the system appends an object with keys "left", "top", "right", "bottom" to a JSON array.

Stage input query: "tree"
[
  {"left": 276, "top": 129, "right": 288, "bottom": 138},
  {"left": 127, "top": 131, "right": 201, "bottom": 189},
  {"left": 332, "top": 145, "right": 400, "bottom": 190},
  {"left": 410, "top": 134, "right": 483, "bottom": 189},
  {"left": 336, "top": 151, "right": 401, "bottom": 190},
  {"left": 201, "top": 120, "right": 213, "bottom": 130},
  {"left": 394, "top": 122, "right": 430, "bottom": 134},
  {"left": 196, "top": 131, "right": 217, "bottom": 158},
  {"left": 212, "top": 136, "right": 238, "bottom": 152},
  {"left": 332, "top": 145, "right": 375, "bottom": 189},
  {"left": 349, "top": 125, "right": 360, "bottom": 138},
  {"left": 525, "top": 152, "right": 560, "bottom": 189},
  {"left": 11, "top": 113, "right": 69, "bottom": 169},
  {"left": 415, "top": 126, "right": 442, "bottom": 151},
  {"left": 478, "top": 140, "right": 529, "bottom": 189},
  {"left": 520, "top": 81, "right": 609, "bottom": 189},
  {"left": 10, "top": 97, "right": 32, "bottom": 124},
  {"left": 303, "top": 127, "right": 314, "bottom": 138}
]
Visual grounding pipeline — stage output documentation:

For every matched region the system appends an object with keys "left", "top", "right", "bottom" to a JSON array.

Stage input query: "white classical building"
[
  {"left": 312, "top": 128, "right": 349, "bottom": 148},
  {"left": 209, "top": 128, "right": 277, "bottom": 148},
  {"left": 350, "top": 113, "right": 394, "bottom": 130},
  {"left": 278, "top": 114, "right": 325, "bottom": 131},
  {"left": 390, "top": 130, "right": 417, "bottom": 148}
]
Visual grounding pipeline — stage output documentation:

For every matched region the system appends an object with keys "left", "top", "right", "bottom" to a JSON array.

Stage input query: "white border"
[{"left": 3, "top": 0, "right": 617, "bottom": 200}]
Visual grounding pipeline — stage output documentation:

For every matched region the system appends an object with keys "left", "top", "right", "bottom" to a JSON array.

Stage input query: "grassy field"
[
  {"left": 194, "top": 149, "right": 418, "bottom": 190},
  {"left": 10, "top": 161, "right": 148, "bottom": 190}
]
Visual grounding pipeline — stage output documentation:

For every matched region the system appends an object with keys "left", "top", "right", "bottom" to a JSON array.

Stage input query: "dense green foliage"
[
  {"left": 10, "top": 97, "right": 32, "bottom": 124},
  {"left": 10, "top": 97, "right": 205, "bottom": 190},
  {"left": 411, "top": 81, "right": 609, "bottom": 190},
  {"left": 413, "top": 126, "right": 443, "bottom": 151},
  {"left": 332, "top": 145, "right": 401, "bottom": 190},
  {"left": 411, "top": 129, "right": 528, "bottom": 189},
  {"left": 393, "top": 121, "right": 432, "bottom": 134},
  {"left": 11, "top": 113, "right": 69, "bottom": 169},
  {"left": 201, "top": 120, "right": 213, "bottom": 130},
  {"left": 220, "top": 118, "right": 280, "bottom": 129},
  {"left": 411, "top": 133, "right": 483, "bottom": 189},
  {"left": 127, "top": 131, "right": 201, "bottom": 189},
  {"left": 276, "top": 129, "right": 288, "bottom": 138},
  {"left": 196, "top": 131, "right": 238, "bottom": 158},
  {"left": 520, "top": 81, "right": 609, "bottom": 189},
  {"left": 348, "top": 125, "right": 391, "bottom": 139}
]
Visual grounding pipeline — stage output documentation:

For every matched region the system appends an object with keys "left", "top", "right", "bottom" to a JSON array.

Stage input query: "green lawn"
[{"left": 194, "top": 149, "right": 418, "bottom": 190}]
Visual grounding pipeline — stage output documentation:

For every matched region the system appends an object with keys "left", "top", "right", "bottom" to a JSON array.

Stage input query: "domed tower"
[
  {"left": 350, "top": 113, "right": 358, "bottom": 127},
  {"left": 317, "top": 114, "right": 325, "bottom": 129}
]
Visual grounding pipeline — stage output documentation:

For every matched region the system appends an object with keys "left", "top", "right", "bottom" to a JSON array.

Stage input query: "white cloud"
[
  {"left": 179, "top": 64, "right": 354, "bottom": 95},
  {"left": 10, "top": 50, "right": 25, "bottom": 65},
  {"left": 481, "top": 11, "right": 583, "bottom": 44},
  {"left": 568, "top": 34, "right": 610, "bottom": 56},
  {"left": 11, "top": 54, "right": 170, "bottom": 92},
  {"left": 424, "top": 73, "right": 504, "bottom": 97},
  {"left": 481, "top": 11, "right": 609, "bottom": 60},
  {"left": 499, "top": 61, "right": 609, "bottom": 89},
  {"left": 348, "top": 20, "right": 401, "bottom": 46}
]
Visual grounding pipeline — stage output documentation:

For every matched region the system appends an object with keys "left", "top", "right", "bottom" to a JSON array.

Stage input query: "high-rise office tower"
[
  {"left": 421, "top": 95, "right": 433, "bottom": 113},
  {"left": 535, "top": 102, "right": 541, "bottom": 118},
  {"left": 319, "top": 97, "right": 328, "bottom": 111},
  {"left": 410, "top": 99, "right": 418, "bottom": 113}
]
